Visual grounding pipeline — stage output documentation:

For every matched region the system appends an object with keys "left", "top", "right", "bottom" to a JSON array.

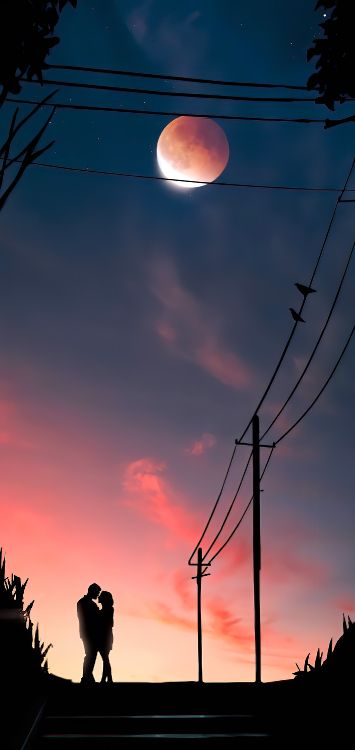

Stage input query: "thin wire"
[
  {"left": 261, "top": 240, "right": 355, "bottom": 439},
  {"left": 275, "top": 327, "right": 354, "bottom": 444},
  {"left": 20, "top": 77, "right": 323, "bottom": 104},
  {"left": 201, "top": 450, "right": 253, "bottom": 562},
  {"left": 205, "top": 446, "right": 275, "bottom": 565},
  {"left": 16, "top": 159, "right": 355, "bottom": 193},
  {"left": 188, "top": 444, "right": 238, "bottom": 565},
  {"left": 237, "top": 157, "right": 355, "bottom": 443},
  {"left": 48, "top": 63, "right": 308, "bottom": 91},
  {"left": 325, "top": 114, "right": 355, "bottom": 129},
  {"left": 4, "top": 96, "right": 326, "bottom": 125}
]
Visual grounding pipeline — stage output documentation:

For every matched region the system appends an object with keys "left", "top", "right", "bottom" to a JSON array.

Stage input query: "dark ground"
[{"left": 3, "top": 674, "right": 352, "bottom": 749}]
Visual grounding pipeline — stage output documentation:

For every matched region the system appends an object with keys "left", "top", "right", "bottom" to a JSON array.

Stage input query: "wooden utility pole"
[
  {"left": 252, "top": 414, "right": 261, "bottom": 684},
  {"left": 197, "top": 547, "right": 203, "bottom": 683}
]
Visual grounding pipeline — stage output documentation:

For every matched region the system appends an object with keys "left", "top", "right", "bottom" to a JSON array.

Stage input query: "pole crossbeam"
[{"left": 235, "top": 439, "right": 275, "bottom": 448}]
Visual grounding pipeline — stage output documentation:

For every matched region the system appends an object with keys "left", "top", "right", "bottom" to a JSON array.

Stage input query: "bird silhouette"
[
  {"left": 290, "top": 308, "right": 305, "bottom": 323},
  {"left": 295, "top": 282, "right": 316, "bottom": 296}
]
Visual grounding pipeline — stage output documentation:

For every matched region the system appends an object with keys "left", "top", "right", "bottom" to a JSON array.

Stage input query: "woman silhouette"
[{"left": 98, "top": 590, "right": 114, "bottom": 684}]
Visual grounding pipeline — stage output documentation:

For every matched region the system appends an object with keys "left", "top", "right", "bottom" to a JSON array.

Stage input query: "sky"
[{"left": 0, "top": 0, "right": 354, "bottom": 684}]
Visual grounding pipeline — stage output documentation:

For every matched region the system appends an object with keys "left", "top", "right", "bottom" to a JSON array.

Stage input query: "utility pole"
[
  {"left": 192, "top": 548, "right": 210, "bottom": 683},
  {"left": 197, "top": 547, "right": 203, "bottom": 683},
  {"left": 252, "top": 414, "right": 261, "bottom": 684}
]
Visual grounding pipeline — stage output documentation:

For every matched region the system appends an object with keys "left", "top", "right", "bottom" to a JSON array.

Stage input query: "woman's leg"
[
  {"left": 100, "top": 650, "right": 112, "bottom": 683},
  {"left": 104, "top": 652, "right": 112, "bottom": 683}
]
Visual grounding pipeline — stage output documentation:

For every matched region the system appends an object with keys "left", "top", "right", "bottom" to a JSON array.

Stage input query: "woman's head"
[{"left": 98, "top": 590, "right": 114, "bottom": 608}]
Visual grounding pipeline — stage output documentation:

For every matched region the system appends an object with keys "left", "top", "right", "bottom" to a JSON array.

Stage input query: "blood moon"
[{"left": 157, "top": 116, "right": 229, "bottom": 188}]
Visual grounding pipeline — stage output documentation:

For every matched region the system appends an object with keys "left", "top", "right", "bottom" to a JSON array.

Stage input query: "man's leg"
[{"left": 82, "top": 641, "right": 97, "bottom": 683}]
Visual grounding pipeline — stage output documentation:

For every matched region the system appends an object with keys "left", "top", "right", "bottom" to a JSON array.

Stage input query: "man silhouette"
[{"left": 77, "top": 583, "right": 101, "bottom": 684}]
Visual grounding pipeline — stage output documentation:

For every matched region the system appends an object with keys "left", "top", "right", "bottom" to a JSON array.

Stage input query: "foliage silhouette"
[
  {"left": 307, "top": 1, "right": 355, "bottom": 111},
  {"left": 0, "top": 0, "right": 77, "bottom": 105},
  {"left": 0, "top": 547, "right": 52, "bottom": 686},
  {"left": 0, "top": 1, "right": 78, "bottom": 211},
  {"left": 294, "top": 614, "right": 355, "bottom": 681}
]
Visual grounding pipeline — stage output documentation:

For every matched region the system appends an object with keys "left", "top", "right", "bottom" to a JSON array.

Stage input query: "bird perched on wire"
[
  {"left": 290, "top": 308, "right": 305, "bottom": 323},
  {"left": 295, "top": 282, "right": 316, "bottom": 296}
]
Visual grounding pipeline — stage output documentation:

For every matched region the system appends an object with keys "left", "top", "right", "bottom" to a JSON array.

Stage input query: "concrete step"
[
  {"left": 29, "top": 682, "right": 273, "bottom": 747},
  {"left": 33, "top": 711, "right": 270, "bottom": 747}
]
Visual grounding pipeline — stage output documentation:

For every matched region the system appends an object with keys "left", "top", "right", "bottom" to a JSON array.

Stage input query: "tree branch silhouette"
[
  {"left": 0, "top": 1, "right": 77, "bottom": 211},
  {"left": 307, "top": 1, "right": 355, "bottom": 114}
]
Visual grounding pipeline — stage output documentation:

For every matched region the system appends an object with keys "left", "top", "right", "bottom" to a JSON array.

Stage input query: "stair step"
[{"left": 35, "top": 732, "right": 270, "bottom": 749}]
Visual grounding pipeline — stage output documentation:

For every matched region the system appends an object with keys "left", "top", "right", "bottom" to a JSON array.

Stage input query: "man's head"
[{"left": 87, "top": 583, "right": 101, "bottom": 599}]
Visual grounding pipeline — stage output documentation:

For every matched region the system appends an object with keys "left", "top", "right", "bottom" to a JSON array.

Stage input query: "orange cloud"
[
  {"left": 186, "top": 432, "right": 216, "bottom": 456},
  {"left": 122, "top": 458, "right": 199, "bottom": 544},
  {"left": 151, "top": 258, "right": 252, "bottom": 389}
]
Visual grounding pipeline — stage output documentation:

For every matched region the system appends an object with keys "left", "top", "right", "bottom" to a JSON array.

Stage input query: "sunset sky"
[{"left": 0, "top": 0, "right": 354, "bottom": 684}]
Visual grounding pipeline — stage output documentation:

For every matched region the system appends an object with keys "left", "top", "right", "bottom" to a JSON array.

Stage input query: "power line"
[
  {"left": 18, "top": 159, "right": 355, "bottom": 194},
  {"left": 49, "top": 62, "right": 308, "bottom": 91},
  {"left": 4, "top": 96, "right": 326, "bottom": 126},
  {"left": 275, "top": 326, "right": 354, "bottom": 444},
  {"left": 205, "top": 446, "right": 275, "bottom": 565},
  {"left": 202, "top": 325, "right": 354, "bottom": 562},
  {"left": 188, "top": 162, "right": 354, "bottom": 566},
  {"left": 201, "top": 450, "right": 253, "bottom": 562},
  {"left": 20, "top": 77, "right": 324, "bottom": 104},
  {"left": 188, "top": 444, "right": 237, "bottom": 566},
  {"left": 261, "top": 239, "right": 355, "bottom": 440},
  {"left": 237, "top": 157, "right": 355, "bottom": 443}
]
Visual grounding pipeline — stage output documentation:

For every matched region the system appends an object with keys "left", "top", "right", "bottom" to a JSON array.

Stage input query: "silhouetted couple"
[{"left": 77, "top": 583, "right": 114, "bottom": 684}]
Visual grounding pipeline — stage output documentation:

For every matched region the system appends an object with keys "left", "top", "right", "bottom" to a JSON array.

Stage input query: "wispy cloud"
[
  {"left": 186, "top": 432, "right": 216, "bottom": 456},
  {"left": 125, "top": 2, "right": 206, "bottom": 74},
  {"left": 122, "top": 457, "right": 199, "bottom": 544},
  {"left": 149, "top": 601, "right": 195, "bottom": 631},
  {"left": 151, "top": 258, "right": 252, "bottom": 390}
]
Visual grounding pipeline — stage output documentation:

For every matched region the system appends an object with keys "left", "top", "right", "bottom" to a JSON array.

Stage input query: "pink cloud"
[
  {"left": 186, "top": 432, "right": 216, "bottom": 456},
  {"left": 172, "top": 568, "right": 196, "bottom": 609},
  {"left": 122, "top": 457, "right": 199, "bottom": 544},
  {"left": 156, "top": 321, "right": 176, "bottom": 343},
  {"left": 151, "top": 258, "right": 252, "bottom": 390},
  {"left": 149, "top": 601, "right": 195, "bottom": 632},
  {"left": 205, "top": 596, "right": 254, "bottom": 648}
]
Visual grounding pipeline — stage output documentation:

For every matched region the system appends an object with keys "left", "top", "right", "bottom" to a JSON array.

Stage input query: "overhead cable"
[
  {"left": 49, "top": 62, "right": 308, "bottom": 91},
  {"left": 205, "top": 446, "right": 275, "bottom": 565},
  {"left": 20, "top": 77, "right": 327, "bottom": 104},
  {"left": 275, "top": 327, "right": 354, "bottom": 444},
  {"left": 17, "top": 159, "right": 355, "bottom": 194},
  {"left": 201, "top": 450, "right": 253, "bottom": 562},
  {"left": 261, "top": 240, "right": 355, "bottom": 440},
  {"left": 5, "top": 96, "right": 326, "bottom": 126},
  {"left": 237, "top": 158, "right": 355, "bottom": 443},
  {"left": 188, "top": 444, "right": 237, "bottom": 566}
]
